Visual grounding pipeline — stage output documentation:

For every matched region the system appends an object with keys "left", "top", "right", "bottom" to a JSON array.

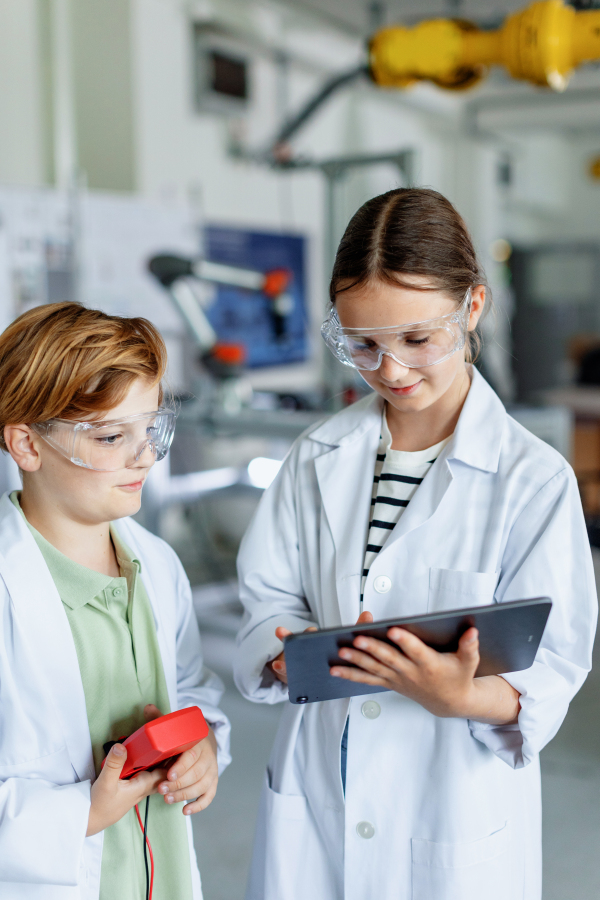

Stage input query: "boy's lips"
[{"left": 118, "top": 478, "right": 145, "bottom": 491}]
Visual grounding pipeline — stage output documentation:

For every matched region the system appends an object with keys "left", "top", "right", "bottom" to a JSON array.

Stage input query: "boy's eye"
[{"left": 96, "top": 433, "right": 122, "bottom": 446}]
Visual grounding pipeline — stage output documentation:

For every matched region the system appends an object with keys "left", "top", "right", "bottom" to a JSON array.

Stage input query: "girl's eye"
[
  {"left": 405, "top": 336, "right": 430, "bottom": 346},
  {"left": 351, "top": 338, "right": 377, "bottom": 351}
]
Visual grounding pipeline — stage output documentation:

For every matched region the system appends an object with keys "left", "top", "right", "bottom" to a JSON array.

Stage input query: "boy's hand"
[
  {"left": 269, "top": 612, "right": 373, "bottom": 684},
  {"left": 86, "top": 744, "right": 166, "bottom": 836},
  {"left": 148, "top": 705, "right": 219, "bottom": 815}
]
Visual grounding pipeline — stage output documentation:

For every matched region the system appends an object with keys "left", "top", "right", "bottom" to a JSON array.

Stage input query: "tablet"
[{"left": 284, "top": 597, "right": 552, "bottom": 704}]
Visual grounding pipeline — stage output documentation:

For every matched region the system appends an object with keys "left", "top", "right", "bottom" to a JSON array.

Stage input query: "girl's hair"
[
  {"left": 0, "top": 302, "right": 167, "bottom": 452},
  {"left": 329, "top": 187, "right": 487, "bottom": 360}
]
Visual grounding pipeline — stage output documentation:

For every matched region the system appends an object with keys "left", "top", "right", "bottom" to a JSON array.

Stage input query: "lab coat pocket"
[
  {"left": 428, "top": 568, "right": 499, "bottom": 612},
  {"left": 411, "top": 822, "right": 509, "bottom": 900},
  {"left": 263, "top": 773, "right": 308, "bottom": 900}
]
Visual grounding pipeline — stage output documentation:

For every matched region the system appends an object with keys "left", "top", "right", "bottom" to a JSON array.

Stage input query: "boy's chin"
[{"left": 108, "top": 492, "right": 143, "bottom": 520}]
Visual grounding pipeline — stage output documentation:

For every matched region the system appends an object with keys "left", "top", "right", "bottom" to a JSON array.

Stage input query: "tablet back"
[{"left": 284, "top": 597, "right": 552, "bottom": 704}]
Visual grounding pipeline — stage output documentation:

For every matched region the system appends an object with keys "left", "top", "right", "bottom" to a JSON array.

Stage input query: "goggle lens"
[{"left": 33, "top": 409, "right": 176, "bottom": 471}]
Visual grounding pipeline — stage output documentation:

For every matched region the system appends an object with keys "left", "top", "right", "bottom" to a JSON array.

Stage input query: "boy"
[{"left": 0, "top": 302, "right": 230, "bottom": 899}]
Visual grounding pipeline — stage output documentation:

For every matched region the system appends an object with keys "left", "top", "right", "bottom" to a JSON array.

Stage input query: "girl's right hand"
[
  {"left": 86, "top": 744, "right": 167, "bottom": 836},
  {"left": 269, "top": 611, "right": 374, "bottom": 684}
]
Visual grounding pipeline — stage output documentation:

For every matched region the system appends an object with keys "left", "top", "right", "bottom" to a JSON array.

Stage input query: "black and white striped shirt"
[{"left": 360, "top": 413, "right": 451, "bottom": 610}]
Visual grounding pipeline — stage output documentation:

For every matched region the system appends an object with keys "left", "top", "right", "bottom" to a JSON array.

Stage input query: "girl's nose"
[{"left": 379, "top": 352, "right": 411, "bottom": 382}]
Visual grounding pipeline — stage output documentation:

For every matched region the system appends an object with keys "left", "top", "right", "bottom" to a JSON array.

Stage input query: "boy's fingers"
[
  {"left": 167, "top": 742, "right": 201, "bottom": 783},
  {"left": 144, "top": 704, "right": 162, "bottom": 722},
  {"left": 102, "top": 744, "right": 127, "bottom": 777},
  {"left": 163, "top": 771, "right": 216, "bottom": 804}
]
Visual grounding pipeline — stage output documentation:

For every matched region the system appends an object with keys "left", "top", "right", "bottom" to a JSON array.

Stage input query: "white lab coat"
[
  {"left": 234, "top": 368, "right": 597, "bottom": 900},
  {"left": 0, "top": 494, "right": 231, "bottom": 900}
]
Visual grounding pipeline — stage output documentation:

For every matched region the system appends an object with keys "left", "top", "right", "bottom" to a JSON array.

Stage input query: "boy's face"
[{"left": 24, "top": 378, "right": 161, "bottom": 526}]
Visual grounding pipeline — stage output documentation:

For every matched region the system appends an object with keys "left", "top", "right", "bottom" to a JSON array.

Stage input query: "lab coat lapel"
[
  {"left": 312, "top": 395, "right": 382, "bottom": 624},
  {"left": 0, "top": 494, "right": 93, "bottom": 781},
  {"left": 379, "top": 368, "right": 505, "bottom": 551}
]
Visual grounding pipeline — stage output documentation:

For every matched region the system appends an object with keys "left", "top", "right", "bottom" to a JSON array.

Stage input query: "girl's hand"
[
  {"left": 86, "top": 744, "right": 167, "bottom": 836},
  {"left": 269, "top": 612, "right": 374, "bottom": 684},
  {"left": 330, "top": 625, "right": 520, "bottom": 724}
]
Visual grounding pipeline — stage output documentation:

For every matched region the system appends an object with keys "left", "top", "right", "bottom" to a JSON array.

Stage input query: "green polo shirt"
[{"left": 11, "top": 492, "right": 193, "bottom": 900}]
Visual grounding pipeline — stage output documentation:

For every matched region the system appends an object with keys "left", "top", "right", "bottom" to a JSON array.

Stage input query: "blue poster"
[{"left": 204, "top": 225, "right": 307, "bottom": 368}]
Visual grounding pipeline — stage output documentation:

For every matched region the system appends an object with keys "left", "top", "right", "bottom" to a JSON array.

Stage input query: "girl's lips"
[{"left": 387, "top": 380, "right": 423, "bottom": 396}]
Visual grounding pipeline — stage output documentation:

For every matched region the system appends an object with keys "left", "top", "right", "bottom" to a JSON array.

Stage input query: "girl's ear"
[
  {"left": 468, "top": 285, "right": 486, "bottom": 331},
  {"left": 3, "top": 426, "right": 42, "bottom": 472}
]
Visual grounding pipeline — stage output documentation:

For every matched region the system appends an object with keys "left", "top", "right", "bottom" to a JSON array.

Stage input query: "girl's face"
[{"left": 335, "top": 276, "right": 485, "bottom": 416}]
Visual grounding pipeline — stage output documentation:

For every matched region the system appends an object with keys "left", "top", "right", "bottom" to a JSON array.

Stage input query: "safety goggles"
[
  {"left": 321, "top": 288, "right": 472, "bottom": 371},
  {"left": 32, "top": 408, "right": 176, "bottom": 472}
]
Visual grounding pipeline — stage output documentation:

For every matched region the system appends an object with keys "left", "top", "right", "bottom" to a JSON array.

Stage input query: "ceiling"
[{"left": 290, "top": 0, "right": 589, "bottom": 36}]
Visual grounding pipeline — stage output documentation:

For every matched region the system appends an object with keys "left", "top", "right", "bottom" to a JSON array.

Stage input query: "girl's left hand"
[
  {"left": 330, "top": 625, "right": 519, "bottom": 723},
  {"left": 146, "top": 705, "right": 219, "bottom": 815}
]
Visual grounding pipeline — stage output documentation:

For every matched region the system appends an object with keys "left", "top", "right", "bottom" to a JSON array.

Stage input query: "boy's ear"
[{"left": 4, "top": 425, "right": 42, "bottom": 472}]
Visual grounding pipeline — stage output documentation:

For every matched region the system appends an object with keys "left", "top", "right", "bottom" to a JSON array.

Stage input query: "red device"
[{"left": 110, "top": 706, "right": 209, "bottom": 779}]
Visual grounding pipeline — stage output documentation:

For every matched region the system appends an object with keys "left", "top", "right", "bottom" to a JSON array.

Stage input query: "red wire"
[{"left": 134, "top": 803, "right": 155, "bottom": 900}]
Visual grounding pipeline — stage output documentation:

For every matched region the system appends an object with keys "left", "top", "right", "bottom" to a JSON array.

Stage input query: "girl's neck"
[
  {"left": 385, "top": 366, "right": 471, "bottom": 452},
  {"left": 19, "top": 488, "right": 120, "bottom": 577}
]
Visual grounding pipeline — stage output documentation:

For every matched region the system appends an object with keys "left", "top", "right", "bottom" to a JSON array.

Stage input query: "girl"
[
  {"left": 0, "top": 302, "right": 231, "bottom": 899},
  {"left": 234, "top": 188, "right": 597, "bottom": 900}
]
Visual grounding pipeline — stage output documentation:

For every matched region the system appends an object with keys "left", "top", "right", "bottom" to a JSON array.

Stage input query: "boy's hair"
[{"left": 0, "top": 302, "right": 167, "bottom": 452}]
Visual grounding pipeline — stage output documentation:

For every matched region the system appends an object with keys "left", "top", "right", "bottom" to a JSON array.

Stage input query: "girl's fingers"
[
  {"left": 386, "top": 628, "right": 438, "bottom": 665},
  {"left": 352, "top": 636, "right": 413, "bottom": 673},
  {"left": 338, "top": 645, "right": 400, "bottom": 680},
  {"left": 456, "top": 627, "right": 480, "bottom": 668},
  {"left": 275, "top": 626, "right": 292, "bottom": 640},
  {"left": 330, "top": 664, "right": 388, "bottom": 687}
]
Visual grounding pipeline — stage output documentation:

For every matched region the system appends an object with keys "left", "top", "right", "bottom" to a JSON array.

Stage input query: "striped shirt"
[{"left": 360, "top": 412, "right": 451, "bottom": 610}]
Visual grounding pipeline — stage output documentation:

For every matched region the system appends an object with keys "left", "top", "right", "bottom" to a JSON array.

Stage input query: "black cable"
[{"left": 143, "top": 797, "right": 150, "bottom": 900}]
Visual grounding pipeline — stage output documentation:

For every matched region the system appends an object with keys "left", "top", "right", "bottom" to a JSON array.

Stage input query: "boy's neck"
[{"left": 19, "top": 487, "right": 120, "bottom": 577}]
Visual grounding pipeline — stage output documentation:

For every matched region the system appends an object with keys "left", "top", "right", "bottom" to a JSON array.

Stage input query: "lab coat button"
[
  {"left": 373, "top": 576, "right": 391, "bottom": 593},
  {"left": 361, "top": 700, "right": 381, "bottom": 719},
  {"left": 356, "top": 820, "right": 375, "bottom": 839}
]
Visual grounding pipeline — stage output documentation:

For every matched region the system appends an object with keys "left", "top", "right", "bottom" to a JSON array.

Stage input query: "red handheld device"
[{"left": 107, "top": 706, "right": 209, "bottom": 779}]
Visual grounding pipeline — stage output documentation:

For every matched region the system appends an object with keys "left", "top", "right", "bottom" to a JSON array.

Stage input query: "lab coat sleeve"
[
  {"left": 0, "top": 776, "right": 90, "bottom": 885},
  {"left": 172, "top": 554, "right": 232, "bottom": 774},
  {"left": 469, "top": 466, "right": 598, "bottom": 768},
  {"left": 234, "top": 445, "right": 317, "bottom": 704}
]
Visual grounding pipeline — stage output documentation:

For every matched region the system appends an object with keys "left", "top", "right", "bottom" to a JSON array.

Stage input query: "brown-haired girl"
[
  {"left": 235, "top": 189, "right": 596, "bottom": 900},
  {"left": 0, "top": 302, "right": 230, "bottom": 899}
]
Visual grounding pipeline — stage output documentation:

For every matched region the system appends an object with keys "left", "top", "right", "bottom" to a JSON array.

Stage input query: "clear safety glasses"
[
  {"left": 32, "top": 408, "right": 176, "bottom": 472},
  {"left": 321, "top": 288, "right": 472, "bottom": 371}
]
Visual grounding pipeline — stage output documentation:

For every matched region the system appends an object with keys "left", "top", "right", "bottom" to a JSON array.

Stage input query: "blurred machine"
[{"left": 369, "top": 0, "right": 600, "bottom": 93}]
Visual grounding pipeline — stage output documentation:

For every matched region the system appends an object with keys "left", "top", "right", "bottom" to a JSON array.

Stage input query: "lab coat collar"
[
  {"left": 308, "top": 367, "right": 506, "bottom": 474},
  {"left": 0, "top": 493, "right": 93, "bottom": 782},
  {"left": 448, "top": 367, "right": 506, "bottom": 474},
  {"left": 308, "top": 391, "right": 383, "bottom": 447}
]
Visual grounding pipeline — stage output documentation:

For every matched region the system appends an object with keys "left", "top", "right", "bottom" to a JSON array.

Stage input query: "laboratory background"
[{"left": 2, "top": 0, "right": 600, "bottom": 896}]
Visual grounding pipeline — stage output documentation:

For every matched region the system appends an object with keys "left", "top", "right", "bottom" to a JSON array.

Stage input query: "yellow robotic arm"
[{"left": 370, "top": 0, "right": 600, "bottom": 92}]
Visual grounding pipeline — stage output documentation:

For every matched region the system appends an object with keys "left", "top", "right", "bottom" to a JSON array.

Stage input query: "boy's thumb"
[{"left": 103, "top": 743, "right": 127, "bottom": 775}]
